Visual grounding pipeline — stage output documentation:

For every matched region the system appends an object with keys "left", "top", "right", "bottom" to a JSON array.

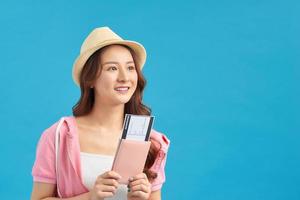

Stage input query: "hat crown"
[
  {"left": 73, "top": 26, "right": 147, "bottom": 86},
  {"left": 80, "top": 27, "right": 123, "bottom": 53}
]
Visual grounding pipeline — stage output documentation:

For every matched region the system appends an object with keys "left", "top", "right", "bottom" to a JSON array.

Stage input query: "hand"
[
  {"left": 127, "top": 173, "right": 151, "bottom": 200},
  {"left": 89, "top": 171, "right": 121, "bottom": 200}
]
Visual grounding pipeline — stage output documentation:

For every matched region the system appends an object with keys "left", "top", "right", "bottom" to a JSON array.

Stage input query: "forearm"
[{"left": 41, "top": 192, "right": 90, "bottom": 200}]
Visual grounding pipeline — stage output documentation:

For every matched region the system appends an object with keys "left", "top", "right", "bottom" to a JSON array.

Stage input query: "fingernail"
[{"left": 128, "top": 177, "right": 133, "bottom": 181}]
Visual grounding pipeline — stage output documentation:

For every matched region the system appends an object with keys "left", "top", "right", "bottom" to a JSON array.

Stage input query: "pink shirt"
[{"left": 31, "top": 116, "right": 170, "bottom": 198}]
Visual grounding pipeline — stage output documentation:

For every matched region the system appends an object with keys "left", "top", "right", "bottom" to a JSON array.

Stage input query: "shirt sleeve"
[
  {"left": 150, "top": 133, "right": 170, "bottom": 191},
  {"left": 31, "top": 125, "right": 57, "bottom": 184}
]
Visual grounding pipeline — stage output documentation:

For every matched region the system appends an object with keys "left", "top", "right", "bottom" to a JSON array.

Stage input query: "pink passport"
[{"left": 111, "top": 139, "right": 151, "bottom": 184}]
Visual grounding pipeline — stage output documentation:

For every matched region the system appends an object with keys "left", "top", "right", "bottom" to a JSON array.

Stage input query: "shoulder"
[
  {"left": 150, "top": 129, "right": 170, "bottom": 153},
  {"left": 38, "top": 120, "right": 59, "bottom": 145},
  {"left": 32, "top": 118, "right": 63, "bottom": 182},
  {"left": 39, "top": 116, "right": 75, "bottom": 142}
]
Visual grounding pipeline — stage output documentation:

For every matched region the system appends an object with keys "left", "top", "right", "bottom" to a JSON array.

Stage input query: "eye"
[
  {"left": 128, "top": 66, "right": 135, "bottom": 71},
  {"left": 108, "top": 66, "right": 117, "bottom": 71}
]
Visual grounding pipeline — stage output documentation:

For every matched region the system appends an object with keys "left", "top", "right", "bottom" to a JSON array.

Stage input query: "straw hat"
[{"left": 72, "top": 27, "right": 147, "bottom": 86}]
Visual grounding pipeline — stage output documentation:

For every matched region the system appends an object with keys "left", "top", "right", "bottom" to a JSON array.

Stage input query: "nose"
[{"left": 117, "top": 67, "right": 129, "bottom": 82}]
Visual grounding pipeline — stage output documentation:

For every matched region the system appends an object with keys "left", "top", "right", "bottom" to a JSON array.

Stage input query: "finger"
[
  {"left": 101, "top": 178, "right": 119, "bottom": 188},
  {"left": 99, "top": 185, "right": 118, "bottom": 193},
  {"left": 129, "top": 178, "right": 149, "bottom": 188},
  {"left": 130, "top": 183, "right": 150, "bottom": 193},
  {"left": 101, "top": 171, "right": 122, "bottom": 180},
  {"left": 129, "top": 173, "right": 148, "bottom": 182},
  {"left": 97, "top": 191, "right": 115, "bottom": 198},
  {"left": 129, "top": 190, "right": 149, "bottom": 198},
  {"left": 127, "top": 194, "right": 139, "bottom": 200}
]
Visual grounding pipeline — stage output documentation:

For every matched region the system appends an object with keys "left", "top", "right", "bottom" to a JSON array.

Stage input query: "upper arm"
[
  {"left": 149, "top": 189, "right": 161, "bottom": 200},
  {"left": 31, "top": 125, "right": 58, "bottom": 200},
  {"left": 30, "top": 182, "right": 56, "bottom": 200},
  {"left": 32, "top": 127, "right": 57, "bottom": 184},
  {"left": 150, "top": 132, "right": 170, "bottom": 192}
]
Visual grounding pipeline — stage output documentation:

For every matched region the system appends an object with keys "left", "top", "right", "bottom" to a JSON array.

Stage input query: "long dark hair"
[{"left": 72, "top": 45, "right": 160, "bottom": 181}]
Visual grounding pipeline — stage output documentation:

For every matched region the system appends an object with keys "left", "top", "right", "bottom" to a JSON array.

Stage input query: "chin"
[
  {"left": 110, "top": 91, "right": 134, "bottom": 104},
  {"left": 113, "top": 96, "right": 132, "bottom": 105}
]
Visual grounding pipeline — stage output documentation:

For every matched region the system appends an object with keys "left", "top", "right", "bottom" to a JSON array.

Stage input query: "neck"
[{"left": 86, "top": 100, "right": 125, "bottom": 132}]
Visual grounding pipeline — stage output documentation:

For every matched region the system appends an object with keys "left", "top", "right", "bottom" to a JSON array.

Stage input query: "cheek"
[
  {"left": 94, "top": 78, "right": 115, "bottom": 96},
  {"left": 96, "top": 75, "right": 115, "bottom": 88},
  {"left": 132, "top": 73, "right": 138, "bottom": 85},
  {"left": 131, "top": 75, "right": 138, "bottom": 93}
]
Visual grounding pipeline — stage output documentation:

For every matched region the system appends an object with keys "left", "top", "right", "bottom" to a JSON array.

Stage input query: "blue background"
[{"left": 0, "top": 0, "right": 299, "bottom": 199}]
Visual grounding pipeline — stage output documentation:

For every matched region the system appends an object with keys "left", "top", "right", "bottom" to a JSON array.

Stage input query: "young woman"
[{"left": 30, "top": 27, "right": 170, "bottom": 200}]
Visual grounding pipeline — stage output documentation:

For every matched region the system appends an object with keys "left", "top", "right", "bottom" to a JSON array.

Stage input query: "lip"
[
  {"left": 114, "top": 86, "right": 130, "bottom": 89},
  {"left": 114, "top": 86, "right": 130, "bottom": 93},
  {"left": 115, "top": 85, "right": 130, "bottom": 88}
]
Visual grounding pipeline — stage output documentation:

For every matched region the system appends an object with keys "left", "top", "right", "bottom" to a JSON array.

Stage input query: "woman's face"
[{"left": 93, "top": 45, "right": 138, "bottom": 105}]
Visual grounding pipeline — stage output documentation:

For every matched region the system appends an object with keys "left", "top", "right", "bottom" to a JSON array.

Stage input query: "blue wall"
[{"left": 0, "top": 0, "right": 299, "bottom": 199}]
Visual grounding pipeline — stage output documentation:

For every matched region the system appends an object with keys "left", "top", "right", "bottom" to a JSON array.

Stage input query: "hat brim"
[{"left": 72, "top": 40, "right": 146, "bottom": 86}]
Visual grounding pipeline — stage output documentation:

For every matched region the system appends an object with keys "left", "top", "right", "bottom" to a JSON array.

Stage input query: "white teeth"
[{"left": 115, "top": 87, "right": 129, "bottom": 91}]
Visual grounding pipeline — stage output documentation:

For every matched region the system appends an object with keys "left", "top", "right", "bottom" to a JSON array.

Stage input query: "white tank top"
[{"left": 80, "top": 152, "right": 128, "bottom": 200}]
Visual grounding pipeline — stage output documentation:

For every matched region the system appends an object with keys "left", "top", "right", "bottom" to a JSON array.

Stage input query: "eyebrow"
[{"left": 102, "top": 61, "right": 134, "bottom": 65}]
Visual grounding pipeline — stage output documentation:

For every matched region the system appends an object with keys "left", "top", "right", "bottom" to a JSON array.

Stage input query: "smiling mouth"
[{"left": 114, "top": 87, "right": 130, "bottom": 92}]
